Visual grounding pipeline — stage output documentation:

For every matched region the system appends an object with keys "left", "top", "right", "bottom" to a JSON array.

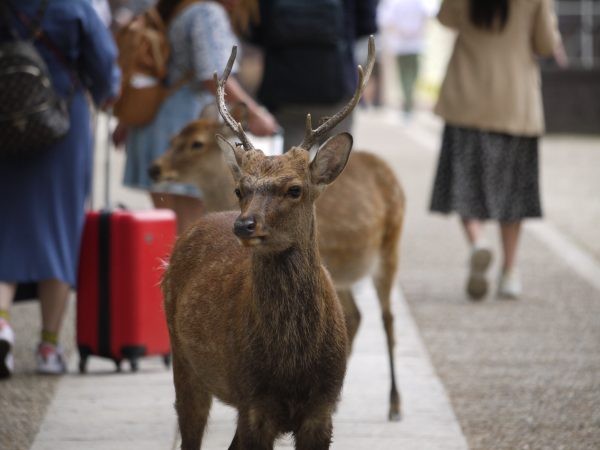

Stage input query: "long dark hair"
[
  {"left": 156, "top": 0, "right": 185, "bottom": 22},
  {"left": 470, "top": 0, "right": 509, "bottom": 30}
]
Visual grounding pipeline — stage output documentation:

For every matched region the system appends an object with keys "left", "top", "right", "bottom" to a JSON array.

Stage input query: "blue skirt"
[{"left": 0, "top": 93, "right": 93, "bottom": 287}]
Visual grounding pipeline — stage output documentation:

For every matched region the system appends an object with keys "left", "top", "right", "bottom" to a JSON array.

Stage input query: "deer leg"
[
  {"left": 172, "top": 351, "right": 212, "bottom": 449},
  {"left": 294, "top": 410, "right": 333, "bottom": 450},
  {"left": 337, "top": 289, "right": 361, "bottom": 355},
  {"left": 374, "top": 223, "right": 403, "bottom": 420},
  {"left": 227, "top": 430, "right": 239, "bottom": 450},
  {"left": 233, "top": 407, "right": 277, "bottom": 450}
]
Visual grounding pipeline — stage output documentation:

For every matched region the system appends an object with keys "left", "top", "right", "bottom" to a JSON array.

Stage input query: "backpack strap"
[
  {"left": 3, "top": 0, "right": 47, "bottom": 40},
  {"left": 11, "top": 3, "right": 80, "bottom": 97}
]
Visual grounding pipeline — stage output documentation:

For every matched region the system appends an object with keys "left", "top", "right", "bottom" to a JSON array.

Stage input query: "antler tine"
[
  {"left": 299, "top": 35, "right": 376, "bottom": 150},
  {"left": 213, "top": 46, "right": 255, "bottom": 151}
]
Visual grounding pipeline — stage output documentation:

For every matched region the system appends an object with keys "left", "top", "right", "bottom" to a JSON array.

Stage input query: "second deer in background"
[{"left": 154, "top": 37, "right": 405, "bottom": 422}]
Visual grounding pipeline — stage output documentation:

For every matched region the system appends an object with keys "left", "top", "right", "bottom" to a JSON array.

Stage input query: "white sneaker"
[
  {"left": 36, "top": 342, "right": 67, "bottom": 375},
  {"left": 498, "top": 270, "right": 522, "bottom": 299},
  {"left": 466, "top": 245, "right": 493, "bottom": 300},
  {"left": 0, "top": 319, "right": 15, "bottom": 379}
]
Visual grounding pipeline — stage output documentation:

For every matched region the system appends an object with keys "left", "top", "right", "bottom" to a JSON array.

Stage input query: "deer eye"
[
  {"left": 234, "top": 188, "right": 242, "bottom": 199},
  {"left": 191, "top": 140, "right": 204, "bottom": 150},
  {"left": 286, "top": 186, "right": 302, "bottom": 198}
]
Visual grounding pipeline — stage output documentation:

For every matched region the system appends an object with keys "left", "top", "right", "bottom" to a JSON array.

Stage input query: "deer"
[
  {"left": 153, "top": 38, "right": 405, "bottom": 423},
  {"left": 163, "top": 40, "right": 379, "bottom": 449}
]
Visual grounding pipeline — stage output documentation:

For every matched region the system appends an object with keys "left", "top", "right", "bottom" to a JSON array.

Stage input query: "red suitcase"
[{"left": 76, "top": 209, "right": 176, "bottom": 373}]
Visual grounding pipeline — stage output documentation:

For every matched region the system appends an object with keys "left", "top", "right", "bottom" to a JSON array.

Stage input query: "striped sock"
[{"left": 41, "top": 330, "right": 59, "bottom": 346}]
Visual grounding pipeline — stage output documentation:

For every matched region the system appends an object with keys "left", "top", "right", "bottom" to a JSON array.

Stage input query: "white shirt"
[{"left": 377, "top": 0, "right": 438, "bottom": 55}]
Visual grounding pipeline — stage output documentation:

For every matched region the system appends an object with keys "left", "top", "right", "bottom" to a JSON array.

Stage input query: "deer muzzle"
[{"left": 233, "top": 215, "right": 266, "bottom": 246}]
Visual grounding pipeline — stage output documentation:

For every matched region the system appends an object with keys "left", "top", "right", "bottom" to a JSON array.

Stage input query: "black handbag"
[{"left": 0, "top": 0, "right": 76, "bottom": 159}]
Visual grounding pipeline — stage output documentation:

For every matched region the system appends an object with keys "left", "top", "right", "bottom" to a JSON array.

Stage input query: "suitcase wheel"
[
  {"left": 78, "top": 357, "right": 88, "bottom": 374},
  {"left": 129, "top": 358, "right": 139, "bottom": 372},
  {"left": 163, "top": 354, "right": 171, "bottom": 368}
]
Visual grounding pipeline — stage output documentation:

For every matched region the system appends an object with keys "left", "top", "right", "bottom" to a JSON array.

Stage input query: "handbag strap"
[
  {"left": 9, "top": 1, "right": 80, "bottom": 96},
  {"left": 1, "top": 0, "right": 46, "bottom": 40}
]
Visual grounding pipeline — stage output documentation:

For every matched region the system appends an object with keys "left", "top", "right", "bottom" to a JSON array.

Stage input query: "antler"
[
  {"left": 213, "top": 46, "right": 255, "bottom": 151},
  {"left": 299, "top": 35, "right": 376, "bottom": 150}
]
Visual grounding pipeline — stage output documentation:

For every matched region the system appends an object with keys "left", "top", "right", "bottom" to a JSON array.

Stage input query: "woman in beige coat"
[{"left": 430, "top": 0, "right": 563, "bottom": 300}]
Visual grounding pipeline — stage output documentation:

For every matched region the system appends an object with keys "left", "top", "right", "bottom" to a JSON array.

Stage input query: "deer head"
[
  {"left": 147, "top": 104, "right": 248, "bottom": 188},
  {"left": 213, "top": 38, "right": 375, "bottom": 252},
  {"left": 216, "top": 134, "right": 353, "bottom": 251}
]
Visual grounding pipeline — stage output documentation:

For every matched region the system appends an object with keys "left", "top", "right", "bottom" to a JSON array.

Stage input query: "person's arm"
[
  {"left": 201, "top": 77, "right": 278, "bottom": 137},
  {"left": 437, "top": 0, "right": 463, "bottom": 30},
  {"left": 532, "top": 0, "right": 562, "bottom": 58},
  {"left": 79, "top": 1, "right": 121, "bottom": 106},
  {"left": 189, "top": 3, "right": 278, "bottom": 136}
]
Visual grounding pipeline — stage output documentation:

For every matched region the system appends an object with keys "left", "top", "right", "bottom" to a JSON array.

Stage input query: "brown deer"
[
  {"left": 153, "top": 38, "right": 405, "bottom": 422},
  {"left": 163, "top": 41, "right": 376, "bottom": 449}
]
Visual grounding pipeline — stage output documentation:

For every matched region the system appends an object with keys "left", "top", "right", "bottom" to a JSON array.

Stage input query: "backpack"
[
  {"left": 0, "top": 0, "right": 72, "bottom": 159},
  {"left": 257, "top": 0, "right": 352, "bottom": 108},
  {"left": 113, "top": 3, "right": 196, "bottom": 127}
]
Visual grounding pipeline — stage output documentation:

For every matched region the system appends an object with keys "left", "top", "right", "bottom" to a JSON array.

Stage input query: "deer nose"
[
  {"left": 234, "top": 216, "right": 257, "bottom": 238},
  {"left": 148, "top": 164, "right": 162, "bottom": 181}
]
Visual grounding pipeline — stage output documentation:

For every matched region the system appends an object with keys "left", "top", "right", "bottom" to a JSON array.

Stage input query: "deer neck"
[{"left": 250, "top": 212, "right": 325, "bottom": 337}]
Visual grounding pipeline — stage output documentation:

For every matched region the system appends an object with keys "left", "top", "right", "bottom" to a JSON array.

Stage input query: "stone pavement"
[
  {"left": 2, "top": 108, "right": 599, "bottom": 449},
  {"left": 29, "top": 278, "right": 467, "bottom": 450}
]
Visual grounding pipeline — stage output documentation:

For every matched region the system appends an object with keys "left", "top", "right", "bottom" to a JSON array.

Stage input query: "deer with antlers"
[
  {"left": 156, "top": 37, "right": 404, "bottom": 424},
  {"left": 163, "top": 42, "right": 378, "bottom": 449}
]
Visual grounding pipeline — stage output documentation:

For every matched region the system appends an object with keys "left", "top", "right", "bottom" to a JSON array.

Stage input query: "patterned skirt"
[{"left": 430, "top": 124, "right": 542, "bottom": 221}]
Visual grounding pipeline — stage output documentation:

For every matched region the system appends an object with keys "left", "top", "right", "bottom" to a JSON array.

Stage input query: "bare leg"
[
  {"left": 38, "top": 279, "right": 70, "bottom": 336},
  {"left": 461, "top": 218, "right": 484, "bottom": 245},
  {"left": 499, "top": 221, "right": 522, "bottom": 272},
  {"left": 173, "top": 350, "right": 212, "bottom": 450},
  {"left": 0, "top": 282, "right": 16, "bottom": 315},
  {"left": 462, "top": 218, "right": 493, "bottom": 300},
  {"left": 337, "top": 289, "right": 361, "bottom": 355}
]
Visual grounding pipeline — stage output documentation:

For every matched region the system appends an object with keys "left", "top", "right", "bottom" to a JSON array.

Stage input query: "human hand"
[
  {"left": 553, "top": 43, "right": 569, "bottom": 69},
  {"left": 247, "top": 106, "right": 279, "bottom": 137},
  {"left": 112, "top": 122, "right": 128, "bottom": 149}
]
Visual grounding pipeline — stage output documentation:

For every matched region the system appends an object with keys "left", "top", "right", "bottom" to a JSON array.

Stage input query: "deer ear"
[
  {"left": 310, "top": 133, "right": 353, "bottom": 186},
  {"left": 216, "top": 134, "right": 244, "bottom": 181}
]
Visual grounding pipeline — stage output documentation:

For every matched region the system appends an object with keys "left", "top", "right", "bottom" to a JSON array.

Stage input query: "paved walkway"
[
  {"left": 4, "top": 109, "right": 599, "bottom": 449},
  {"left": 30, "top": 280, "right": 468, "bottom": 450}
]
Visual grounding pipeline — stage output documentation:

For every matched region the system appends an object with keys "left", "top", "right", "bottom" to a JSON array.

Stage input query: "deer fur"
[
  {"left": 163, "top": 137, "right": 351, "bottom": 449},
  {"left": 152, "top": 118, "right": 405, "bottom": 421}
]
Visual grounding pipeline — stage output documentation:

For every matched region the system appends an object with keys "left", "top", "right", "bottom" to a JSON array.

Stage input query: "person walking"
[
  {"left": 429, "top": 0, "right": 563, "bottom": 300},
  {"left": 249, "top": 0, "right": 378, "bottom": 151},
  {"left": 0, "top": 0, "right": 120, "bottom": 377},
  {"left": 377, "top": 0, "right": 437, "bottom": 119},
  {"left": 120, "top": 0, "right": 278, "bottom": 234}
]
